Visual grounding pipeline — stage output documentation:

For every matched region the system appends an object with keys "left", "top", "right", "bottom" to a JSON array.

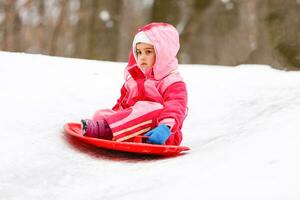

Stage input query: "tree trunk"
[
  {"left": 2, "top": 0, "right": 21, "bottom": 51},
  {"left": 49, "top": 0, "right": 68, "bottom": 56}
]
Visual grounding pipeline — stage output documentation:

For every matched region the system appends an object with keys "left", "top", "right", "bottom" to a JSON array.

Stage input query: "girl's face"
[{"left": 136, "top": 43, "right": 156, "bottom": 71}]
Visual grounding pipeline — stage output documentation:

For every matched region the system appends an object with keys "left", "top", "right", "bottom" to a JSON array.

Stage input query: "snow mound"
[{"left": 1, "top": 51, "right": 300, "bottom": 200}]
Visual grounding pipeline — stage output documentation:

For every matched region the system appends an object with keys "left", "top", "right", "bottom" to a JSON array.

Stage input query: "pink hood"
[{"left": 125, "top": 23, "right": 180, "bottom": 81}]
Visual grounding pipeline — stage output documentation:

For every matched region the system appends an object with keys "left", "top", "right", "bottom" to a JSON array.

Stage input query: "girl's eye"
[{"left": 146, "top": 50, "right": 152, "bottom": 54}]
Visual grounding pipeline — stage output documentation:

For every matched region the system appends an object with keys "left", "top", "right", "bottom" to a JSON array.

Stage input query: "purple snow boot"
[{"left": 81, "top": 119, "right": 113, "bottom": 140}]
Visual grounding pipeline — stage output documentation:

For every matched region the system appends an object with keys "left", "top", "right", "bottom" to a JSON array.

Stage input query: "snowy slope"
[{"left": 1, "top": 51, "right": 300, "bottom": 200}]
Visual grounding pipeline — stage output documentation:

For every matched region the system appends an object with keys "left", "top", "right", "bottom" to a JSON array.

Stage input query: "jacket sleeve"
[
  {"left": 112, "top": 83, "right": 127, "bottom": 111},
  {"left": 157, "top": 81, "right": 187, "bottom": 132}
]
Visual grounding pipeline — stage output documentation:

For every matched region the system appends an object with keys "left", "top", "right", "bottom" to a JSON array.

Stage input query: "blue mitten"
[{"left": 145, "top": 124, "right": 171, "bottom": 145}]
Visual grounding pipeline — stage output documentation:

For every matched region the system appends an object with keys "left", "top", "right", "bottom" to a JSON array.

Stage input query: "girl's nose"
[{"left": 140, "top": 53, "right": 146, "bottom": 59}]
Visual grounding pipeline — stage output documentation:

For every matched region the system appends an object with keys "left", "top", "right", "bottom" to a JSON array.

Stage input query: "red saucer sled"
[{"left": 64, "top": 123, "right": 190, "bottom": 156}]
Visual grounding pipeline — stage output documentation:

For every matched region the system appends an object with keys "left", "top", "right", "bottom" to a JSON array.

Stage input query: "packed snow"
[{"left": 1, "top": 51, "right": 300, "bottom": 200}]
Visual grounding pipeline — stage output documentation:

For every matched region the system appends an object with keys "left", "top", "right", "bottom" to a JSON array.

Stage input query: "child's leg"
[
  {"left": 80, "top": 109, "right": 115, "bottom": 139},
  {"left": 81, "top": 119, "right": 112, "bottom": 140},
  {"left": 84, "top": 101, "right": 163, "bottom": 141},
  {"left": 104, "top": 101, "right": 164, "bottom": 142}
]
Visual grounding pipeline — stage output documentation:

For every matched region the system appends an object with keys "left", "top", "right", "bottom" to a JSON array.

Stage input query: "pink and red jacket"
[{"left": 112, "top": 23, "right": 188, "bottom": 145}]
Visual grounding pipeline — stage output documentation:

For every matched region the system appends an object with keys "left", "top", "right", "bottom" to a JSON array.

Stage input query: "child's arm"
[{"left": 157, "top": 81, "right": 188, "bottom": 132}]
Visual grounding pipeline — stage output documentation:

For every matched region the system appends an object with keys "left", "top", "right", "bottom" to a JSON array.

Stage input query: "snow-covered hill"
[{"left": 1, "top": 51, "right": 300, "bottom": 200}]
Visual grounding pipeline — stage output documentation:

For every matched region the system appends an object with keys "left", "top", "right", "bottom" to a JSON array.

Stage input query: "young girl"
[{"left": 81, "top": 22, "right": 188, "bottom": 145}]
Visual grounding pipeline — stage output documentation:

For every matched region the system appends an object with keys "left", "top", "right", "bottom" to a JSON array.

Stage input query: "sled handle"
[{"left": 133, "top": 135, "right": 149, "bottom": 143}]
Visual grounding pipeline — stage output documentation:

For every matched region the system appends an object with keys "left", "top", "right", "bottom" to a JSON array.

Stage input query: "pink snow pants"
[{"left": 93, "top": 101, "right": 163, "bottom": 142}]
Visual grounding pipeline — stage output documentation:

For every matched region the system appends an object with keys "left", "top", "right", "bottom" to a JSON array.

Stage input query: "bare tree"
[
  {"left": 49, "top": 0, "right": 68, "bottom": 56},
  {"left": 265, "top": 0, "right": 300, "bottom": 69},
  {"left": 2, "top": 0, "right": 21, "bottom": 51}
]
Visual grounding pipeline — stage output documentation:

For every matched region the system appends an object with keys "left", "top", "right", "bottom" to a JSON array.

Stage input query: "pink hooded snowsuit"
[{"left": 93, "top": 23, "right": 188, "bottom": 145}]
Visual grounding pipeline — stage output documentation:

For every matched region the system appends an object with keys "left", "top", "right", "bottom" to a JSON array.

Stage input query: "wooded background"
[{"left": 1, "top": 0, "right": 300, "bottom": 69}]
